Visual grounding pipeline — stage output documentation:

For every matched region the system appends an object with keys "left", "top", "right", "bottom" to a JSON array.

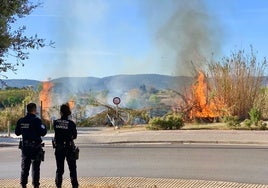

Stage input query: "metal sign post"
[{"left": 112, "top": 97, "right": 121, "bottom": 129}]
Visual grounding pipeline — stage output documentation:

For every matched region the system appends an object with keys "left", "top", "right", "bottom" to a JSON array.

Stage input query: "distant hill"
[
  {"left": 2, "top": 74, "right": 194, "bottom": 93},
  {"left": 52, "top": 74, "right": 193, "bottom": 94},
  {"left": 2, "top": 79, "right": 40, "bottom": 89},
  {"left": 3, "top": 74, "right": 268, "bottom": 95}
]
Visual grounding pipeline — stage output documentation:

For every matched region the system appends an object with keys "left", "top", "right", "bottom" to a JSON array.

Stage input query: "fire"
[
  {"left": 68, "top": 99, "right": 75, "bottom": 109},
  {"left": 39, "top": 81, "right": 76, "bottom": 120},
  {"left": 190, "top": 71, "right": 224, "bottom": 120},
  {"left": 39, "top": 81, "right": 54, "bottom": 120}
]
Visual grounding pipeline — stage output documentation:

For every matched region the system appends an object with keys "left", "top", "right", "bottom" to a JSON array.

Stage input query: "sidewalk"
[
  {"left": 76, "top": 127, "right": 268, "bottom": 145},
  {"left": 1, "top": 177, "right": 268, "bottom": 188},
  {"left": 2, "top": 127, "right": 268, "bottom": 146}
]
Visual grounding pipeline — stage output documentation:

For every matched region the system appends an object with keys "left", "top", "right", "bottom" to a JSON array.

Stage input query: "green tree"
[
  {"left": 0, "top": 0, "right": 53, "bottom": 76},
  {"left": 0, "top": 88, "right": 36, "bottom": 107}
]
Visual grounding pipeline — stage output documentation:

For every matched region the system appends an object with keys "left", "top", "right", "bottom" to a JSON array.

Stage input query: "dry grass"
[
  {"left": 121, "top": 123, "right": 230, "bottom": 131},
  {"left": 182, "top": 122, "right": 229, "bottom": 130},
  {"left": 125, "top": 121, "right": 267, "bottom": 131}
]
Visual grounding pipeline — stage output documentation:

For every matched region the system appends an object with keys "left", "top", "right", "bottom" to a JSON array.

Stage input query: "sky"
[{"left": 4, "top": 0, "right": 268, "bottom": 81}]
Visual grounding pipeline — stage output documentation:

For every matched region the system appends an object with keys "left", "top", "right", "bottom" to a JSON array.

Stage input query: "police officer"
[
  {"left": 15, "top": 103, "right": 47, "bottom": 188},
  {"left": 53, "top": 103, "right": 79, "bottom": 188}
]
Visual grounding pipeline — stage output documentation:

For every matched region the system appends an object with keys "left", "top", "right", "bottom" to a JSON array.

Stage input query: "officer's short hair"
[
  {"left": 27, "top": 103, "right": 37, "bottom": 113},
  {"left": 60, "top": 103, "right": 71, "bottom": 116}
]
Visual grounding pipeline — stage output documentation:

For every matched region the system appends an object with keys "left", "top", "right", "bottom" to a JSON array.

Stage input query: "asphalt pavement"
[{"left": 2, "top": 127, "right": 268, "bottom": 188}]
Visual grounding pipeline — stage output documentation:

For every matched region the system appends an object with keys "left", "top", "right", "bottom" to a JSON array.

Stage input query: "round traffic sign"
[{"left": 113, "top": 97, "right": 121, "bottom": 105}]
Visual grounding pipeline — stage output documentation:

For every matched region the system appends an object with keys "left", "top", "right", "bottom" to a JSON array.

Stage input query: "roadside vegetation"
[
  {"left": 0, "top": 46, "right": 267, "bottom": 132},
  {"left": 0, "top": 87, "right": 38, "bottom": 131},
  {"left": 0, "top": 22, "right": 268, "bottom": 131}
]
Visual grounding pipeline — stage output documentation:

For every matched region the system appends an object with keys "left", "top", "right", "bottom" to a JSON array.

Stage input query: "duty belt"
[
  {"left": 21, "top": 140, "right": 43, "bottom": 148},
  {"left": 53, "top": 139, "right": 74, "bottom": 149}
]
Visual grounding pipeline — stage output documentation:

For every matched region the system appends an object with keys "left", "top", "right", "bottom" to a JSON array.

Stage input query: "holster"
[
  {"left": 70, "top": 141, "right": 79, "bottom": 160},
  {"left": 39, "top": 148, "right": 45, "bottom": 161},
  {"left": 52, "top": 138, "right": 56, "bottom": 149},
  {"left": 74, "top": 146, "right": 79, "bottom": 160},
  {"left": 37, "top": 143, "right": 45, "bottom": 162},
  {"left": 18, "top": 140, "right": 23, "bottom": 149}
]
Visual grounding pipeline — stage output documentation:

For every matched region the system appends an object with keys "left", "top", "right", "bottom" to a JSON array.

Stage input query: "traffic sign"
[{"left": 113, "top": 97, "right": 121, "bottom": 105}]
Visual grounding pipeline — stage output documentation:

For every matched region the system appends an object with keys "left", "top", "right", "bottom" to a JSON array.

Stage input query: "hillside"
[
  {"left": 2, "top": 79, "right": 40, "bottom": 89},
  {"left": 2, "top": 74, "right": 193, "bottom": 93},
  {"left": 3, "top": 74, "right": 268, "bottom": 96}
]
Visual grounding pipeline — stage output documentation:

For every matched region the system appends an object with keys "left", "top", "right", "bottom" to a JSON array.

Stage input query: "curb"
[
  {"left": 2, "top": 140, "right": 268, "bottom": 147},
  {"left": 52, "top": 140, "right": 268, "bottom": 147},
  {"left": 76, "top": 140, "right": 268, "bottom": 146}
]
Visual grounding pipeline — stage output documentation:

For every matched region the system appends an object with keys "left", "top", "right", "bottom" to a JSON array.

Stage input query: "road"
[{"left": 1, "top": 144, "right": 268, "bottom": 185}]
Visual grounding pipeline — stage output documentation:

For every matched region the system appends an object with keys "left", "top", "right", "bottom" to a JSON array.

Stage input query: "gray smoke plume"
[
  {"left": 45, "top": 0, "right": 225, "bottom": 116},
  {"left": 50, "top": 0, "right": 224, "bottom": 78},
  {"left": 154, "top": 0, "right": 223, "bottom": 76}
]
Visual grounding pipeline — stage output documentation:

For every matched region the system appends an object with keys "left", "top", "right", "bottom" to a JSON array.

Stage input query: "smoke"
[
  {"left": 50, "top": 0, "right": 224, "bottom": 78},
  {"left": 151, "top": 0, "right": 224, "bottom": 76},
  {"left": 50, "top": 0, "right": 110, "bottom": 79},
  {"left": 43, "top": 0, "right": 225, "bottom": 117}
]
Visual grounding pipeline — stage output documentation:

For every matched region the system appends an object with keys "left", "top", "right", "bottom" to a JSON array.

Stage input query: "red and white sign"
[{"left": 113, "top": 97, "right": 121, "bottom": 105}]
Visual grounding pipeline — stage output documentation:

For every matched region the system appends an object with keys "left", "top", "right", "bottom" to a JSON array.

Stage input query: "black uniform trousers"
[
  {"left": 20, "top": 147, "right": 41, "bottom": 187},
  {"left": 55, "top": 146, "right": 78, "bottom": 188}
]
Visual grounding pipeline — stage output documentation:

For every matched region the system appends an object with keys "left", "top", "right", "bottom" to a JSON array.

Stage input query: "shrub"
[
  {"left": 223, "top": 116, "right": 240, "bottom": 127},
  {"left": 257, "top": 120, "right": 267, "bottom": 130},
  {"left": 147, "top": 114, "right": 184, "bottom": 130},
  {"left": 249, "top": 108, "right": 262, "bottom": 126},
  {"left": 0, "top": 106, "right": 24, "bottom": 131},
  {"left": 243, "top": 118, "right": 252, "bottom": 128}
]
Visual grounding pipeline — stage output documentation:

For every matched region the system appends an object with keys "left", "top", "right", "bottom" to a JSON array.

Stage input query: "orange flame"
[
  {"left": 39, "top": 81, "right": 54, "bottom": 120},
  {"left": 190, "top": 71, "right": 224, "bottom": 119},
  {"left": 68, "top": 99, "right": 75, "bottom": 110}
]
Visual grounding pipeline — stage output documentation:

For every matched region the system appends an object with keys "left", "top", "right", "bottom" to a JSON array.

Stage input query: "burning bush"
[
  {"left": 189, "top": 71, "right": 226, "bottom": 121},
  {"left": 175, "top": 71, "right": 226, "bottom": 123},
  {"left": 39, "top": 81, "right": 54, "bottom": 120},
  {"left": 176, "top": 46, "right": 267, "bottom": 123}
]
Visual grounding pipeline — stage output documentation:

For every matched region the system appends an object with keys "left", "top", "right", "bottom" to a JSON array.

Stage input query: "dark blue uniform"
[
  {"left": 15, "top": 113, "right": 47, "bottom": 188},
  {"left": 53, "top": 116, "right": 78, "bottom": 188}
]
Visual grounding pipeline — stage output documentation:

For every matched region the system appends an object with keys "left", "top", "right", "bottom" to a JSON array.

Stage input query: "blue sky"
[{"left": 4, "top": 0, "right": 268, "bottom": 81}]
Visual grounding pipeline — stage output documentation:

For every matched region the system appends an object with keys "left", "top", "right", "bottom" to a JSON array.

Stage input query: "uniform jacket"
[
  {"left": 53, "top": 116, "right": 77, "bottom": 145},
  {"left": 15, "top": 113, "right": 47, "bottom": 144}
]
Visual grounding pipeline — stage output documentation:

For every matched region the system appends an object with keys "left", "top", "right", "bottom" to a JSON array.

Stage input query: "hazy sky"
[{"left": 4, "top": 0, "right": 268, "bottom": 81}]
